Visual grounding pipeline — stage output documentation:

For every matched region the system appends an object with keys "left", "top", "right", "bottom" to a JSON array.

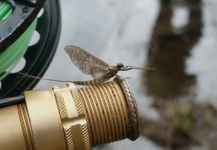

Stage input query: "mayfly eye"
[{"left": 117, "top": 63, "right": 124, "bottom": 68}]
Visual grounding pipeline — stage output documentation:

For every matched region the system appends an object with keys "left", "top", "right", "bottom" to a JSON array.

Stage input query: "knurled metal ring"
[{"left": 116, "top": 78, "right": 139, "bottom": 141}]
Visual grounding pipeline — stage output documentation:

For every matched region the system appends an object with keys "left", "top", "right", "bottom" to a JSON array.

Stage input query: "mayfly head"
[
  {"left": 116, "top": 63, "right": 125, "bottom": 70},
  {"left": 114, "top": 63, "right": 146, "bottom": 71}
]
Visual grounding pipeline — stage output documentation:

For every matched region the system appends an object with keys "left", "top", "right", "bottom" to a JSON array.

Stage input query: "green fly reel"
[
  {"left": 0, "top": 0, "right": 61, "bottom": 97},
  {"left": 0, "top": 0, "right": 37, "bottom": 80}
]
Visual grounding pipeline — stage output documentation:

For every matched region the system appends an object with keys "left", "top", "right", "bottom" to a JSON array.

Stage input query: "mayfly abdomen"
[
  {"left": 72, "top": 77, "right": 107, "bottom": 85},
  {"left": 71, "top": 72, "right": 116, "bottom": 85}
]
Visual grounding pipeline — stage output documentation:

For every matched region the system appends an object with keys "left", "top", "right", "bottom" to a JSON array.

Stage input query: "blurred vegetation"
[{"left": 141, "top": 101, "right": 217, "bottom": 149}]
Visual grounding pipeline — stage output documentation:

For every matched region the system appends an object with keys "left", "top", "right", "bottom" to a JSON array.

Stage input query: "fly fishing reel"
[{"left": 0, "top": 0, "right": 61, "bottom": 97}]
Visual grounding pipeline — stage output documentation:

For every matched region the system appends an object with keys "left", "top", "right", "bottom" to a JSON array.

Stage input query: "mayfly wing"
[{"left": 65, "top": 45, "right": 110, "bottom": 79}]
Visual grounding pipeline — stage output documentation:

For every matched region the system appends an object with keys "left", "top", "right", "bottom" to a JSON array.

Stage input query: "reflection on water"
[
  {"left": 145, "top": 0, "right": 202, "bottom": 99},
  {"left": 142, "top": 0, "right": 217, "bottom": 149}
]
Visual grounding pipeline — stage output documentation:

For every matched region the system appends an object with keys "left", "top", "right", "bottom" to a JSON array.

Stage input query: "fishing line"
[{"left": 126, "top": 66, "right": 155, "bottom": 70}]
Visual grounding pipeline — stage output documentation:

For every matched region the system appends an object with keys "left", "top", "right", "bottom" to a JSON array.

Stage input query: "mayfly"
[{"left": 21, "top": 45, "right": 152, "bottom": 85}]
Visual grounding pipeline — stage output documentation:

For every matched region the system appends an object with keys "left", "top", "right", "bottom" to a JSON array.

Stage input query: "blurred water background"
[{"left": 36, "top": 0, "right": 217, "bottom": 149}]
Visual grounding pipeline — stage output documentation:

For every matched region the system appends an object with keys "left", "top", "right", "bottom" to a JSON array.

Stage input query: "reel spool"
[{"left": 0, "top": 0, "right": 61, "bottom": 98}]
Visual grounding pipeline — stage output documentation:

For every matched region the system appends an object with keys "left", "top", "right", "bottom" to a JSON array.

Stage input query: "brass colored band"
[
  {"left": 53, "top": 83, "right": 90, "bottom": 150},
  {"left": 24, "top": 90, "right": 67, "bottom": 150},
  {"left": 17, "top": 103, "right": 35, "bottom": 150}
]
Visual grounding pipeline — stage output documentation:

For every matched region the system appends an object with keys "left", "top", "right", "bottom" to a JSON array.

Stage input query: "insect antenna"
[
  {"left": 124, "top": 66, "right": 155, "bottom": 71},
  {"left": 18, "top": 72, "right": 71, "bottom": 83}
]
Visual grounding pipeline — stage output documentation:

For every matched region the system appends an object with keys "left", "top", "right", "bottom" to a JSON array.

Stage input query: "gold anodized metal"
[
  {"left": 77, "top": 78, "right": 139, "bottom": 146},
  {"left": 0, "top": 79, "right": 139, "bottom": 150},
  {"left": 25, "top": 90, "right": 67, "bottom": 150},
  {"left": 0, "top": 106, "right": 28, "bottom": 150},
  {"left": 52, "top": 83, "right": 91, "bottom": 150}
]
